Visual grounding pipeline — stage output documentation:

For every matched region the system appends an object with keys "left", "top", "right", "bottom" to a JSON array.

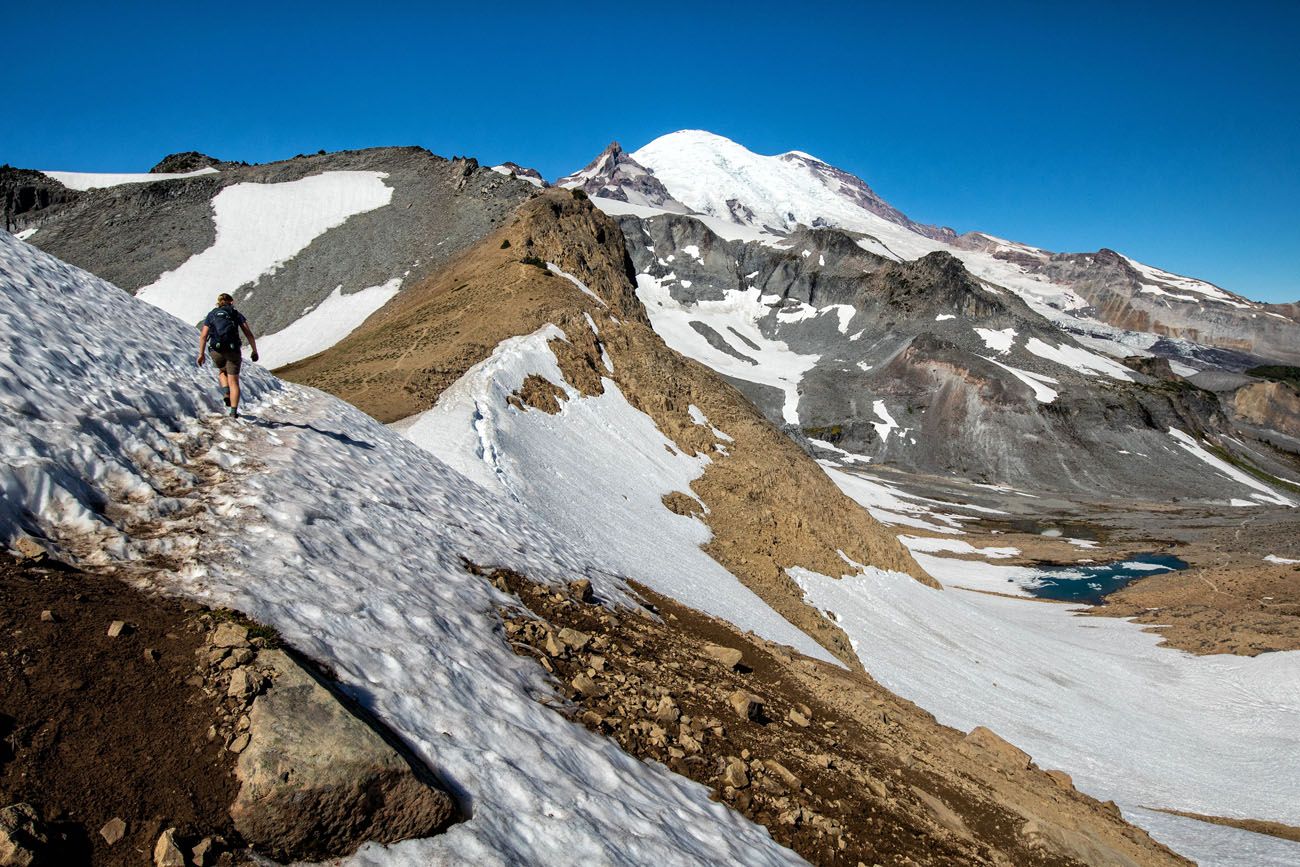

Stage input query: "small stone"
[
  {"left": 192, "top": 836, "right": 215, "bottom": 867},
  {"left": 570, "top": 578, "right": 594, "bottom": 602},
  {"left": 653, "top": 696, "right": 680, "bottom": 725},
  {"left": 763, "top": 759, "right": 802, "bottom": 791},
  {"left": 558, "top": 628, "right": 591, "bottom": 651},
  {"left": 229, "top": 647, "right": 255, "bottom": 666},
  {"left": 143, "top": 648, "right": 160, "bottom": 663},
  {"left": 228, "top": 733, "right": 251, "bottom": 754},
  {"left": 722, "top": 757, "right": 749, "bottom": 789},
  {"left": 227, "top": 667, "right": 254, "bottom": 698},
  {"left": 787, "top": 709, "right": 810, "bottom": 728},
  {"left": 211, "top": 621, "right": 250, "bottom": 648},
  {"left": 154, "top": 827, "right": 186, "bottom": 867},
  {"left": 107, "top": 620, "right": 129, "bottom": 637},
  {"left": 703, "top": 644, "right": 745, "bottom": 670},
  {"left": 99, "top": 817, "right": 127, "bottom": 845},
  {"left": 544, "top": 632, "right": 564, "bottom": 657},
  {"left": 39, "top": 610, "right": 55, "bottom": 623},
  {"left": 572, "top": 673, "right": 602, "bottom": 697},
  {"left": 727, "top": 690, "right": 763, "bottom": 722},
  {"left": 796, "top": 702, "right": 813, "bottom": 720},
  {"left": 13, "top": 536, "right": 48, "bottom": 562}
]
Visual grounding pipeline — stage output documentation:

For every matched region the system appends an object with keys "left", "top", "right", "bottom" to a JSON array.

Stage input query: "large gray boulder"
[{"left": 230, "top": 649, "right": 455, "bottom": 860}]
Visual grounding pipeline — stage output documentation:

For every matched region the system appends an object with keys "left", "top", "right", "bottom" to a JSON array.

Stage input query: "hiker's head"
[{"left": 216, "top": 293, "right": 234, "bottom": 307}]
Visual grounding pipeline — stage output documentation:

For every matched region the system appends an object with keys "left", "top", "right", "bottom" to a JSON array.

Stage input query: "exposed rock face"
[
  {"left": 150, "top": 152, "right": 224, "bottom": 174},
  {"left": 612, "top": 208, "right": 1278, "bottom": 502},
  {"left": 230, "top": 649, "right": 455, "bottom": 861},
  {"left": 970, "top": 242, "right": 1300, "bottom": 366},
  {"left": 1, "top": 167, "right": 79, "bottom": 234},
  {"left": 1233, "top": 380, "right": 1300, "bottom": 439},
  {"left": 558, "top": 141, "right": 693, "bottom": 213}
]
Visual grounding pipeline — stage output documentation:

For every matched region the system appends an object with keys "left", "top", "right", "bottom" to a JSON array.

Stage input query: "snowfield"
[
  {"left": 814, "top": 469, "right": 1300, "bottom": 866},
  {"left": 137, "top": 171, "right": 395, "bottom": 326},
  {"left": 0, "top": 231, "right": 808, "bottom": 866},
  {"left": 256, "top": 278, "right": 402, "bottom": 369},
  {"left": 40, "top": 166, "right": 219, "bottom": 190}
]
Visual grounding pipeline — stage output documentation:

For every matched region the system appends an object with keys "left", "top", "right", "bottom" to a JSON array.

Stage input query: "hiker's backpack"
[{"left": 208, "top": 307, "right": 242, "bottom": 351}]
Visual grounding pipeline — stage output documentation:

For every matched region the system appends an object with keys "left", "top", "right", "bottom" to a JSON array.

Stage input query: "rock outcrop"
[{"left": 229, "top": 648, "right": 455, "bottom": 860}]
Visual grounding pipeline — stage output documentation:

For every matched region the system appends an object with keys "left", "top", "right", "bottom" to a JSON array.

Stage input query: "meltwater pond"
[{"left": 1025, "top": 554, "right": 1188, "bottom": 604}]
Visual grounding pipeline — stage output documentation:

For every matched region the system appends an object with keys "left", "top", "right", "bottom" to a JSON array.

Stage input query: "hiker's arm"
[
  {"left": 197, "top": 325, "right": 209, "bottom": 364},
  {"left": 240, "top": 321, "right": 259, "bottom": 361}
]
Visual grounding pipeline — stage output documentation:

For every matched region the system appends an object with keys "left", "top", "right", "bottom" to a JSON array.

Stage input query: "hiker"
[{"left": 197, "top": 293, "right": 259, "bottom": 418}]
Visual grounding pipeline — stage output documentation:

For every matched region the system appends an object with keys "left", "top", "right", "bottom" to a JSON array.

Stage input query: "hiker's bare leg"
[{"left": 229, "top": 373, "right": 241, "bottom": 409}]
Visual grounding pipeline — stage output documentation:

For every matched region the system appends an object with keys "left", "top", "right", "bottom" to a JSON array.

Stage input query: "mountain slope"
[
  {"left": 0, "top": 229, "right": 816, "bottom": 865},
  {"left": 17, "top": 147, "right": 540, "bottom": 366},
  {"left": 282, "top": 188, "right": 927, "bottom": 666}
]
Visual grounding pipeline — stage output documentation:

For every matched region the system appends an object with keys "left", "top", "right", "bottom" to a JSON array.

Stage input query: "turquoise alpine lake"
[{"left": 1024, "top": 554, "right": 1189, "bottom": 605}]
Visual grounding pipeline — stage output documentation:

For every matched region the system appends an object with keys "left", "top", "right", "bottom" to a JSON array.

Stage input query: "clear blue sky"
[{"left": 5, "top": 1, "right": 1297, "bottom": 302}]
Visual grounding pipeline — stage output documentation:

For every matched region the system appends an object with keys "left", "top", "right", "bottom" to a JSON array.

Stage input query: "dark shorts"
[{"left": 209, "top": 346, "right": 242, "bottom": 376}]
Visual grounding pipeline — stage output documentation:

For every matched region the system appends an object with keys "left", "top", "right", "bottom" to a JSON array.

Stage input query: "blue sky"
[{"left": 5, "top": 1, "right": 1297, "bottom": 301}]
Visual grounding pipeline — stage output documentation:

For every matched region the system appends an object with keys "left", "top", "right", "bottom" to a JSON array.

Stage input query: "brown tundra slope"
[{"left": 280, "top": 189, "right": 1189, "bottom": 866}]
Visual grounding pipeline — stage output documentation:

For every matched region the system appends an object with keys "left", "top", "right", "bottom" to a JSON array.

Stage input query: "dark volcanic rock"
[
  {"left": 2, "top": 167, "right": 79, "bottom": 234},
  {"left": 150, "top": 152, "right": 224, "bottom": 174}
]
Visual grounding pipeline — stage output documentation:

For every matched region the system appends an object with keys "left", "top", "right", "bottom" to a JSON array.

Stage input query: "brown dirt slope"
[
  {"left": 484, "top": 563, "right": 1189, "bottom": 867},
  {"left": 0, "top": 552, "right": 238, "bottom": 866},
  {"left": 281, "top": 188, "right": 927, "bottom": 666}
]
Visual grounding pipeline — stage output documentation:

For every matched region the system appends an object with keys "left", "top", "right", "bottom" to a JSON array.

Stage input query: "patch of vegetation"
[
  {"left": 1246, "top": 365, "right": 1300, "bottom": 391},
  {"left": 802, "top": 424, "right": 844, "bottom": 442},
  {"left": 1205, "top": 443, "right": 1300, "bottom": 496},
  {"left": 500, "top": 238, "right": 511, "bottom": 249},
  {"left": 208, "top": 607, "right": 283, "bottom": 647},
  {"left": 570, "top": 188, "right": 589, "bottom": 201},
  {"left": 520, "top": 255, "right": 548, "bottom": 270}
]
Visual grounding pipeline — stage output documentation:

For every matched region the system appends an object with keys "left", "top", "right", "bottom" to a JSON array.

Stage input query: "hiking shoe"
[
  {"left": 227, "top": 407, "right": 239, "bottom": 418},
  {"left": 222, "top": 389, "right": 231, "bottom": 407}
]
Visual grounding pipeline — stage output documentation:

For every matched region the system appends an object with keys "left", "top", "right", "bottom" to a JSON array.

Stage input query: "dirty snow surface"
[
  {"left": 137, "top": 171, "right": 394, "bottom": 326},
  {"left": 801, "top": 466, "right": 1300, "bottom": 866},
  {"left": 40, "top": 166, "right": 219, "bottom": 190},
  {"left": 0, "top": 232, "right": 806, "bottom": 866}
]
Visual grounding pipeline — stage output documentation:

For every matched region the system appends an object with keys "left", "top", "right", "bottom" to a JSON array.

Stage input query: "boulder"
[
  {"left": 0, "top": 804, "right": 46, "bottom": 867},
  {"left": 727, "top": 690, "right": 763, "bottom": 722},
  {"left": 211, "top": 622, "right": 250, "bottom": 648},
  {"left": 230, "top": 649, "right": 455, "bottom": 860},
  {"left": 703, "top": 644, "right": 745, "bottom": 670},
  {"left": 959, "top": 725, "right": 1032, "bottom": 771}
]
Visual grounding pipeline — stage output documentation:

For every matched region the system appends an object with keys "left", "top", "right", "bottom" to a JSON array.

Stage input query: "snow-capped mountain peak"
[{"left": 628, "top": 130, "right": 952, "bottom": 240}]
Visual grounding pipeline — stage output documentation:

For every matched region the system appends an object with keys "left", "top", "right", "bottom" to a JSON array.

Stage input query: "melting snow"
[
  {"left": 1167, "top": 429, "right": 1294, "bottom": 507},
  {"left": 137, "top": 171, "right": 395, "bottom": 326},
  {"left": 982, "top": 356, "right": 1060, "bottom": 403},
  {"left": 1023, "top": 337, "right": 1135, "bottom": 381},
  {"left": 546, "top": 262, "right": 607, "bottom": 307},
  {"left": 634, "top": 273, "right": 819, "bottom": 425},
  {"left": 793, "top": 562, "right": 1300, "bottom": 866},
  {"left": 40, "top": 166, "right": 219, "bottom": 190},
  {"left": 974, "top": 327, "right": 1015, "bottom": 354},
  {"left": 257, "top": 279, "right": 401, "bottom": 369}
]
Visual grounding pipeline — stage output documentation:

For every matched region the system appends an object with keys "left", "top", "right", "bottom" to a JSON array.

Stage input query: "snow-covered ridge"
[
  {"left": 0, "top": 231, "right": 808, "bottom": 865},
  {"left": 41, "top": 166, "right": 219, "bottom": 190}
]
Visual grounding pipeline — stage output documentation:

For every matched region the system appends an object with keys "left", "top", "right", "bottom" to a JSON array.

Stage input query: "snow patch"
[
  {"left": 41, "top": 166, "right": 219, "bottom": 191},
  {"left": 257, "top": 279, "right": 401, "bottom": 369},
  {"left": 137, "top": 171, "right": 394, "bottom": 326}
]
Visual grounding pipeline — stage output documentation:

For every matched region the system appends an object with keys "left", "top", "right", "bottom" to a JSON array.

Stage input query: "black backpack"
[{"left": 208, "top": 307, "right": 242, "bottom": 351}]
